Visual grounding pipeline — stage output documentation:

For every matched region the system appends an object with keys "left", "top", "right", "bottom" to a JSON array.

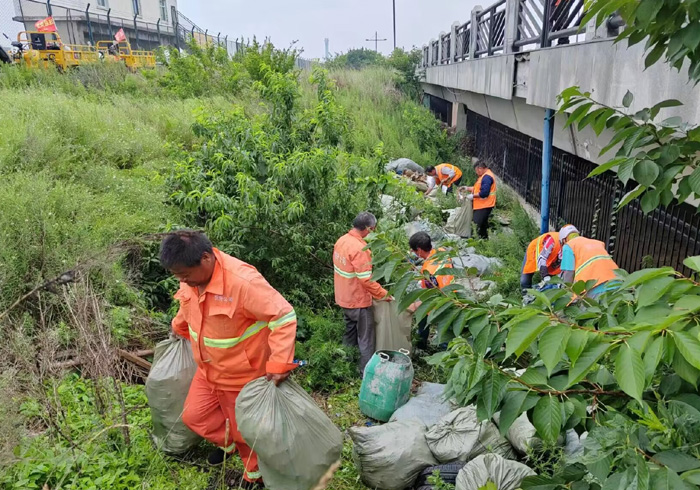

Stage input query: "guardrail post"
[
  {"left": 504, "top": 0, "right": 520, "bottom": 53},
  {"left": 133, "top": 14, "right": 139, "bottom": 49},
  {"left": 107, "top": 8, "right": 113, "bottom": 37},
  {"left": 540, "top": 0, "right": 552, "bottom": 47},
  {"left": 85, "top": 4, "right": 94, "bottom": 45},
  {"left": 205, "top": 29, "right": 208, "bottom": 45},
  {"left": 438, "top": 31, "right": 445, "bottom": 64},
  {"left": 428, "top": 38, "right": 435, "bottom": 66},
  {"left": 224, "top": 35, "right": 229, "bottom": 55},
  {"left": 217, "top": 32, "right": 221, "bottom": 48},
  {"left": 191, "top": 26, "right": 195, "bottom": 42},
  {"left": 450, "top": 21, "right": 459, "bottom": 63},
  {"left": 46, "top": 0, "right": 52, "bottom": 16},
  {"left": 156, "top": 18, "right": 161, "bottom": 46},
  {"left": 469, "top": 6, "right": 482, "bottom": 59}
]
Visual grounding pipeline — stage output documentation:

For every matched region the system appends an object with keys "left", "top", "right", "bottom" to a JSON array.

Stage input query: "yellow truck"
[
  {"left": 96, "top": 40, "right": 156, "bottom": 70},
  {"left": 11, "top": 31, "right": 99, "bottom": 71}
]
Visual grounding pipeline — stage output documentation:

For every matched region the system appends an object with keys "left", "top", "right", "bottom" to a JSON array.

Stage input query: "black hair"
[
  {"left": 353, "top": 212, "right": 377, "bottom": 231},
  {"left": 409, "top": 231, "right": 432, "bottom": 253},
  {"left": 425, "top": 165, "right": 436, "bottom": 173},
  {"left": 159, "top": 230, "right": 214, "bottom": 269},
  {"left": 473, "top": 159, "right": 488, "bottom": 169}
]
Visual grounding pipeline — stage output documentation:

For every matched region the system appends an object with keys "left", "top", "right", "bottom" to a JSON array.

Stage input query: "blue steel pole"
[{"left": 541, "top": 108, "right": 555, "bottom": 233}]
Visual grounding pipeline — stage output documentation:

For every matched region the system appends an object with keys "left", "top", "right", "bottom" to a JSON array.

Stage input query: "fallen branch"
[
  {"left": 50, "top": 349, "right": 154, "bottom": 371},
  {"left": 117, "top": 349, "right": 152, "bottom": 370}
]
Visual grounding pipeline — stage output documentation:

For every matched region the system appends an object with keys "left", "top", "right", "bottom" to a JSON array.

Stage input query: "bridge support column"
[
  {"left": 469, "top": 6, "right": 482, "bottom": 58},
  {"left": 451, "top": 102, "right": 467, "bottom": 130},
  {"left": 541, "top": 109, "right": 555, "bottom": 233},
  {"left": 504, "top": 0, "right": 519, "bottom": 54}
]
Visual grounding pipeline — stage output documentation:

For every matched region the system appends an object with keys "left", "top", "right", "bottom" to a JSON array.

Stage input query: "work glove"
[
  {"left": 441, "top": 185, "right": 449, "bottom": 194},
  {"left": 467, "top": 194, "right": 474, "bottom": 201}
]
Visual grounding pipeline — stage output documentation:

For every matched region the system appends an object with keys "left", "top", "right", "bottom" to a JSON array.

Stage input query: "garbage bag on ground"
[
  {"left": 380, "top": 194, "right": 407, "bottom": 221},
  {"left": 564, "top": 429, "right": 587, "bottom": 459},
  {"left": 453, "top": 254, "right": 502, "bottom": 276},
  {"left": 426, "top": 407, "right": 481, "bottom": 463},
  {"left": 405, "top": 220, "right": 447, "bottom": 242},
  {"left": 493, "top": 412, "right": 541, "bottom": 455},
  {"left": 236, "top": 378, "right": 343, "bottom": 490},
  {"left": 373, "top": 300, "right": 412, "bottom": 354},
  {"left": 468, "top": 420, "right": 516, "bottom": 460},
  {"left": 386, "top": 158, "right": 425, "bottom": 174},
  {"left": 145, "top": 336, "right": 201, "bottom": 454},
  {"left": 389, "top": 382, "right": 453, "bottom": 427},
  {"left": 455, "top": 278, "right": 498, "bottom": 302},
  {"left": 455, "top": 454, "right": 536, "bottom": 490},
  {"left": 444, "top": 198, "right": 473, "bottom": 238},
  {"left": 350, "top": 420, "right": 437, "bottom": 490}
]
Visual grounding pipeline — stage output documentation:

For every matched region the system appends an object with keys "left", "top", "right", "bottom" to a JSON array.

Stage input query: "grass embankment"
[{"left": 0, "top": 56, "right": 534, "bottom": 489}]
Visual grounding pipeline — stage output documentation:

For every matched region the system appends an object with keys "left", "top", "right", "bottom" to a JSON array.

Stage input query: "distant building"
[{"left": 11, "top": 0, "right": 179, "bottom": 49}]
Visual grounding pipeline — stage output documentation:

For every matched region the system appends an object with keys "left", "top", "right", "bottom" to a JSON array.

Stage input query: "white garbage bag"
[
  {"left": 426, "top": 407, "right": 482, "bottom": 463},
  {"left": 493, "top": 412, "right": 541, "bottom": 455},
  {"left": 389, "top": 382, "right": 453, "bottom": 427},
  {"left": 236, "top": 378, "right": 343, "bottom": 490},
  {"left": 455, "top": 454, "right": 536, "bottom": 490},
  {"left": 350, "top": 420, "right": 438, "bottom": 490}
]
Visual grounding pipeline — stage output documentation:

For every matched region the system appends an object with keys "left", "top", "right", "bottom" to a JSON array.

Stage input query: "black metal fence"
[{"left": 465, "top": 109, "right": 700, "bottom": 274}]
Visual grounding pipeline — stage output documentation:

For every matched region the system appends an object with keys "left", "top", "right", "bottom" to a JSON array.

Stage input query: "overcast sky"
[{"left": 178, "top": 0, "right": 480, "bottom": 59}]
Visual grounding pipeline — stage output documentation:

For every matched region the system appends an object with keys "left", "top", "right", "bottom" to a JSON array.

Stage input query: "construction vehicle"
[
  {"left": 96, "top": 40, "right": 156, "bottom": 70},
  {"left": 11, "top": 31, "right": 99, "bottom": 71}
]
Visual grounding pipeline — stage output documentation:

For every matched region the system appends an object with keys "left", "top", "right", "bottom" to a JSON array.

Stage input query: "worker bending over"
[
  {"left": 334, "top": 212, "right": 393, "bottom": 374},
  {"left": 521, "top": 231, "right": 561, "bottom": 291},
  {"left": 161, "top": 231, "right": 297, "bottom": 488},
  {"left": 424, "top": 163, "right": 463, "bottom": 196},
  {"left": 408, "top": 231, "right": 454, "bottom": 350},
  {"left": 463, "top": 160, "right": 497, "bottom": 239},
  {"left": 559, "top": 225, "right": 622, "bottom": 297}
]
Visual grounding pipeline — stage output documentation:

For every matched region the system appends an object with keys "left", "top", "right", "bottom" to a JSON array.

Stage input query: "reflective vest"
[
  {"left": 435, "top": 163, "right": 463, "bottom": 187},
  {"left": 569, "top": 236, "right": 619, "bottom": 288},
  {"left": 523, "top": 232, "right": 561, "bottom": 275},
  {"left": 421, "top": 248, "right": 454, "bottom": 289},
  {"left": 171, "top": 249, "right": 298, "bottom": 390},
  {"left": 473, "top": 169, "right": 497, "bottom": 210},
  {"left": 333, "top": 229, "right": 388, "bottom": 309}
]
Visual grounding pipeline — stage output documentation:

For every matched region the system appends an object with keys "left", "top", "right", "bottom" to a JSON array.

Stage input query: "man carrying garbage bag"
[{"left": 160, "top": 230, "right": 297, "bottom": 488}]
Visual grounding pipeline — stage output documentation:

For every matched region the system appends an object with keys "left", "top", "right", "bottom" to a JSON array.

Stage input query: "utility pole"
[
  {"left": 392, "top": 0, "right": 396, "bottom": 50},
  {"left": 365, "top": 31, "right": 387, "bottom": 52}
]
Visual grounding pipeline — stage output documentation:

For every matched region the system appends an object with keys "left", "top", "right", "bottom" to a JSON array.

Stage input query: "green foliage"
[
  {"left": 427, "top": 470, "right": 456, "bottom": 490},
  {"left": 402, "top": 103, "right": 455, "bottom": 162},
  {"left": 157, "top": 39, "right": 247, "bottom": 98},
  {"left": 326, "top": 48, "right": 386, "bottom": 70},
  {"left": 1, "top": 375, "right": 208, "bottom": 489},
  {"left": 387, "top": 48, "right": 424, "bottom": 100},
  {"left": 293, "top": 311, "right": 359, "bottom": 392}
]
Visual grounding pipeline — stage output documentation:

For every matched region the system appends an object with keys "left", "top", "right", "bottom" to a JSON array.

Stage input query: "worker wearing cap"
[
  {"left": 559, "top": 225, "right": 622, "bottom": 297},
  {"left": 425, "top": 163, "right": 463, "bottom": 196},
  {"left": 334, "top": 212, "right": 393, "bottom": 373},
  {"left": 408, "top": 231, "right": 454, "bottom": 350},
  {"left": 161, "top": 230, "right": 297, "bottom": 487},
  {"left": 521, "top": 231, "right": 561, "bottom": 291}
]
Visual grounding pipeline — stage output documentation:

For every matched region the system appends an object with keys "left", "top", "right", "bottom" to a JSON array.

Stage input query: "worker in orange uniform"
[
  {"left": 559, "top": 225, "right": 622, "bottom": 297},
  {"left": 161, "top": 231, "right": 297, "bottom": 488},
  {"left": 424, "top": 163, "right": 463, "bottom": 196},
  {"left": 464, "top": 160, "right": 497, "bottom": 239},
  {"left": 334, "top": 212, "right": 393, "bottom": 373},
  {"left": 408, "top": 231, "right": 454, "bottom": 350},
  {"left": 521, "top": 231, "right": 561, "bottom": 291}
]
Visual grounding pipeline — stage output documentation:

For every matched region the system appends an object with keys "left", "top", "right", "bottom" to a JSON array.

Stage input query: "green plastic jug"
[{"left": 358, "top": 349, "right": 414, "bottom": 422}]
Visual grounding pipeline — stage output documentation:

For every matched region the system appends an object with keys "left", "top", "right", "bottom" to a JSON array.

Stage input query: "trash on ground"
[
  {"left": 468, "top": 419, "right": 516, "bottom": 460},
  {"left": 389, "top": 382, "right": 453, "bottom": 427},
  {"left": 235, "top": 378, "right": 343, "bottom": 490},
  {"left": 145, "top": 336, "right": 202, "bottom": 454},
  {"left": 405, "top": 220, "right": 447, "bottom": 242},
  {"left": 493, "top": 412, "right": 541, "bottom": 455},
  {"left": 350, "top": 419, "right": 438, "bottom": 490},
  {"left": 426, "top": 407, "right": 482, "bottom": 463},
  {"left": 444, "top": 196, "right": 473, "bottom": 238},
  {"left": 359, "top": 350, "right": 414, "bottom": 422},
  {"left": 386, "top": 158, "right": 425, "bottom": 174},
  {"left": 455, "top": 278, "right": 498, "bottom": 302},
  {"left": 455, "top": 453, "right": 535, "bottom": 490},
  {"left": 453, "top": 254, "right": 502, "bottom": 276},
  {"left": 564, "top": 429, "right": 587, "bottom": 459}
]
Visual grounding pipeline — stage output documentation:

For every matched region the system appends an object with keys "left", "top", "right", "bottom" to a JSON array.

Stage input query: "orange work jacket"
[
  {"left": 473, "top": 169, "right": 497, "bottom": 210},
  {"left": 171, "top": 248, "right": 297, "bottom": 391},
  {"left": 333, "top": 229, "right": 388, "bottom": 309},
  {"left": 421, "top": 248, "right": 455, "bottom": 289},
  {"left": 523, "top": 232, "right": 561, "bottom": 275},
  {"left": 435, "top": 164, "right": 463, "bottom": 187},
  {"left": 568, "top": 236, "right": 619, "bottom": 288}
]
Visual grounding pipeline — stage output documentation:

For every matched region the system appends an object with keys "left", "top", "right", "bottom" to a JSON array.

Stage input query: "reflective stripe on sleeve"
[
  {"left": 334, "top": 265, "right": 357, "bottom": 278},
  {"left": 188, "top": 325, "right": 198, "bottom": 341},
  {"left": 269, "top": 310, "right": 296, "bottom": 330},
  {"left": 355, "top": 271, "right": 372, "bottom": 279}
]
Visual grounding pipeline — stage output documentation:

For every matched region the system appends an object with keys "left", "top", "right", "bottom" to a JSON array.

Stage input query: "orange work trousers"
[{"left": 182, "top": 369, "right": 260, "bottom": 482}]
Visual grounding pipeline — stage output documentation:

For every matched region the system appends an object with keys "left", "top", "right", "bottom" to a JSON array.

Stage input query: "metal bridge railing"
[{"left": 422, "top": 0, "right": 598, "bottom": 67}]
